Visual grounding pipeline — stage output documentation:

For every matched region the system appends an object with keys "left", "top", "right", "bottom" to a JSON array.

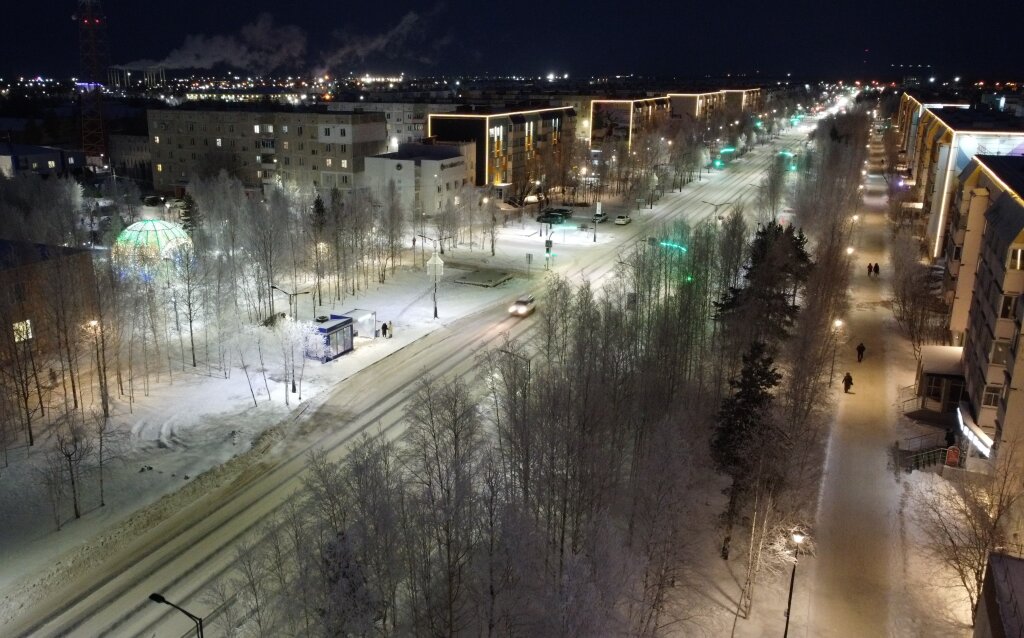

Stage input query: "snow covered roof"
[{"left": 919, "top": 345, "right": 963, "bottom": 377}]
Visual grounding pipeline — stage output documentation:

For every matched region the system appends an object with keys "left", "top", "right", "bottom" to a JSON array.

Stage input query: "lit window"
[
  {"left": 1010, "top": 248, "right": 1024, "bottom": 271},
  {"left": 325, "top": 158, "right": 332, "bottom": 167},
  {"left": 154, "top": 136, "right": 160, "bottom": 144},
  {"left": 283, "top": 141, "right": 289, "bottom": 150},
  {"left": 282, "top": 125, "right": 289, "bottom": 134},
  {"left": 68, "top": 158, "right": 74, "bottom": 164},
  {"left": 254, "top": 125, "right": 260, "bottom": 134},
  {"left": 216, "top": 138, "right": 222, "bottom": 147},
  {"left": 157, "top": 163, "right": 163, "bottom": 172},
  {"left": 340, "top": 159, "right": 348, "bottom": 169},
  {"left": 992, "top": 340, "right": 1011, "bottom": 366},
  {"left": 47, "top": 160, "right": 56, "bottom": 169},
  {"left": 983, "top": 385, "right": 1002, "bottom": 407},
  {"left": 31, "top": 162, "right": 38, "bottom": 169},
  {"left": 1001, "top": 296, "right": 1017, "bottom": 320},
  {"left": 13, "top": 319, "right": 32, "bottom": 343}
]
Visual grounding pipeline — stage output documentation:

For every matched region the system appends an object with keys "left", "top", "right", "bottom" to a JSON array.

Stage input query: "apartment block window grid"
[
  {"left": 983, "top": 384, "right": 1002, "bottom": 407},
  {"left": 1010, "top": 247, "right": 1024, "bottom": 271}
]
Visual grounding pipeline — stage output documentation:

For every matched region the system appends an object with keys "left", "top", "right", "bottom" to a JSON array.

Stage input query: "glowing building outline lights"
[{"left": 427, "top": 106, "right": 574, "bottom": 187}]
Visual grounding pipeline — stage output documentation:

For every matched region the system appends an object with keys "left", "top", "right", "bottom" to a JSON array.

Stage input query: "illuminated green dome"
[{"left": 113, "top": 219, "right": 191, "bottom": 272}]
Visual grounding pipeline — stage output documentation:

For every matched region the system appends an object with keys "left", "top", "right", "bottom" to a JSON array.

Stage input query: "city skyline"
[{"left": 3, "top": 0, "right": 1023, "bottom": 80}]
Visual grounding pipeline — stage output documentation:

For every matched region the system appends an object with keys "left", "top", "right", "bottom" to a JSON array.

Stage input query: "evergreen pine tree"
[{"left": 711, "top": 341, "right": 782, "bottom": 558}]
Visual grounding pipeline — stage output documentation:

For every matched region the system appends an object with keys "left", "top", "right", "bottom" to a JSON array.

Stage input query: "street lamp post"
[
  {"left": 702, "top": 200, "right": 734, "bottom": 224},
  {"left": 270, "top": 284, "right": 311, "bottom": 320},
  {"left": 419, "top": 233, "right": 451, "bottom": 319},
  {"left": 426, "top": 250, "right": 443, "bottom": 319},
  {"left": 830, "top": 319, "right": 844, "bottom": 385},
  {"left": 149, "top": 592, "right": 204, "bottom": 638},
  {"left": 783, "top": 532, "right": 806, "bottom": 638},
  {"left": 87, "top": 319, "right": 109, "bottom": 419}
]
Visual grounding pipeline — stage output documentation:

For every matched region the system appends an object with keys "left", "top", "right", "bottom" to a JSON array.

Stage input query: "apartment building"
[
  {"left": 920, "top": 155, "right": 1024, "bottom": 460},
  {"left": 667, "top": 88, "right": 762, "bottom": 122},
  {"left": 588, "top": 97, "right": 671, "bottom": 149},
  {"left": 108, "top": 134, "right": 151, "bottom": 183},
  {"left": 667, "top": 91, "right": 727, "bottom": 122},
  {"left": 328, "top": 101, "right": 459, "bottom": 151},
  {"left": 147, "top": 105, "right": 387, "bottom": 193},
  {"left": 362, "top": 141, "right": 476, "bottom": 216},
  {"left": 894, "top": 93, "right": 1024, "bottom": 258},
  {"left": 427, "top": 106, "right": 575, "bottom": 191},
  {"left": 0, "top": 240, "right": 97, "bottom": 359},
  {"left": 0, "top": 143, "right": 84, "bottom": 178}
]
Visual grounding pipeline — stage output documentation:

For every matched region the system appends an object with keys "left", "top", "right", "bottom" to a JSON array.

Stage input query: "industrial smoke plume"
[{"left": 121, "top": 9, "right": 441, "bottom": 75}]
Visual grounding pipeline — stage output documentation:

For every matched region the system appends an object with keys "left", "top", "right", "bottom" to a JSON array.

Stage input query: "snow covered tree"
[
  {"left": 915, "top": 440, "right": 1024, "bottom": 622},
  {"left": 711, "top": 341, "right": 782, "bottom": 559}
]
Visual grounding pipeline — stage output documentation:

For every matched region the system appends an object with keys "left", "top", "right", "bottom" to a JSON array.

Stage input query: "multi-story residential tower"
[
  {"left": 919, "top": 155, "right": 1024, "bottom": 461},
  {"left": 427, "top": 106, "right": 575, "bottom": 197},
  {"left": 147, "top": 105, "right": 387, "bottom": 193},
  {"left": 895, "top": 93, "right": 1024, "bottom": 258},
  {"left": 328, "top": 101, "right": 459, "bottom": 151}
]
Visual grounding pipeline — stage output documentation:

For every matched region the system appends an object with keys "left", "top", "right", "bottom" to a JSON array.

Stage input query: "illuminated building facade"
[
  {"left": 667, "top": 88, "right": 762, "bottom": 122},
  {"left": 919, "top": 155, "right": 1024, "bottom": 461},
  {"left": 588, "top": 97, "right": 670, "bottom": 149},
  {"left": 148, "top": 106, "right": 387, "bottom": 193},
  {"left": 427, "top": 106, "right": 575, "bottom": 189},
  {"left": 895, "top": 93, "right": 1024, "bottom": 258}
]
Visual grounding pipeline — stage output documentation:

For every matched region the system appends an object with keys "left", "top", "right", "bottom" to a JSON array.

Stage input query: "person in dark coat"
[
  {"left": 856, "top": 342, "right": 866, "bottom": 362},
  {"left": 842, "top": 372, "right": 854, "bottom": 393},
  {"left": 381, "top": 322, "right": 388, "bottom": 338},
  {"left": 867, "top": 263, "right": 873, "bottom": 277},
  {"left": 873, "top": 263, "right": 880, "bottom": 277}
]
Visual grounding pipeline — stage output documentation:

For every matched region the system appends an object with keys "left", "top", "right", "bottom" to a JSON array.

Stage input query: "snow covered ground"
[
  {"left": 0, "top": 255, "right": 532, "bottom": 619},
  {"left": 0, "top": 126, "right": 827, "bottom": 633}
]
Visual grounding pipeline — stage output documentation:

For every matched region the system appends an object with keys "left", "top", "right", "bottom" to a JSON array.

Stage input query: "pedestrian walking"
[
  {"left": 867, "top": 263, "right": 873, "bottom": 278},
  {"left": 381, "top": 322, "right": 388, "bottom": 339},
  {"left": 842, "top": 372, "right": 854, "bottom": 393},
  {"left": 873, "top": 263, "right": 880, "bottom": 277},
  {"left": 856, "top": 342, "right": 866, "bottom": 362}
]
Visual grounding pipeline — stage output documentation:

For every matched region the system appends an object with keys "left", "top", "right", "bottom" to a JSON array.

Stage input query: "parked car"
[
  {"left": 543, "top": 207, "right": 573, "bottom": 218},
  {"left": 614, "top": 215, "right": 632, "bottom": 225},
  {"left": 536, "top": 213, "right": 566, "bottom": 224},
  {"left": 508, "top": 294, "right": 536, "bottom": 317},
  {"left": 592, "top": 211, "right": 608, "bottom": 223}
]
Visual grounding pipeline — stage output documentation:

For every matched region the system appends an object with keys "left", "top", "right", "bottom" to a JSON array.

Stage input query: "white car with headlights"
[{"left": 508, "top": 294, "right": 536, "bottom": 316}]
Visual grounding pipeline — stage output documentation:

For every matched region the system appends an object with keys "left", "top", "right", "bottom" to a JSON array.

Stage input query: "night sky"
[{"left": 3, "top": 0, "right": 1023, "bottom": 80}]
